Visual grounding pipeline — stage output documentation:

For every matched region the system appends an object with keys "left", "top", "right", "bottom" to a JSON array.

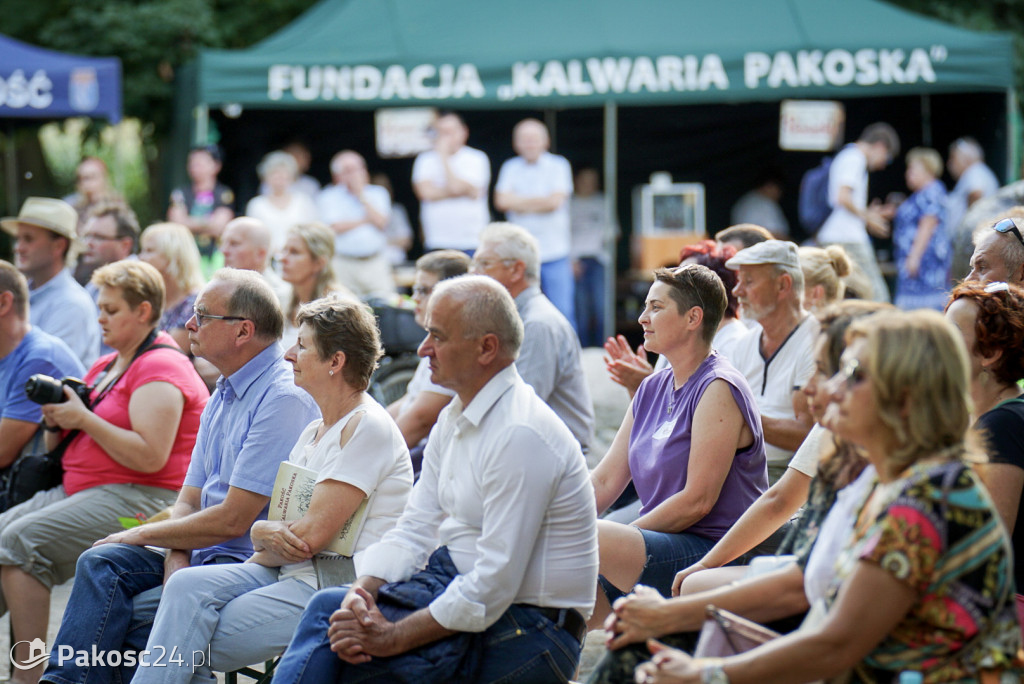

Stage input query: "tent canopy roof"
[
  {"left": 193, "top": 0, "right": 1014, "bottom": 109},
  {"left": 0, "top": 33, "right": 121, "bottom": 122}
]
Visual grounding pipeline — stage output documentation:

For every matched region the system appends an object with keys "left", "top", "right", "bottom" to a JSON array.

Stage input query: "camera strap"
[{"left": 89, "top": 329, "right": 186, "bottom": 409}]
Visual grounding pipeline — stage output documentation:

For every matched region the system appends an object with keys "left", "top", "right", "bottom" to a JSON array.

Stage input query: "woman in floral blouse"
[{"left": 635, "top": 310, "right": 1022, "bottom": 684}]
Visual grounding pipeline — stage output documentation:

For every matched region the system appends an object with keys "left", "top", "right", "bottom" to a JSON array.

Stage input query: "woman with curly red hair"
[{"left": 945, "top": 281, "right": 1024, "bottom": 594}]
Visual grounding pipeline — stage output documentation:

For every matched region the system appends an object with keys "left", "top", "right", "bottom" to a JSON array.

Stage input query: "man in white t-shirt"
[
  {"left": 386, "top": 250, "right": 469, "bottom": 472},
  {"left": 316, "top": 150, "right": 395, "bottom": 300},
  {"left": 816, "top": 122, "right": 900, "bottom": 303},
  {"left": 412, "top": 112, "right": 491, "bottom": 252},
  {"left": 726, "top": 240, "right": 818, "bottom": 484},
  {"left": 495, "top": 119, "right": 575, "bottom": 323}
]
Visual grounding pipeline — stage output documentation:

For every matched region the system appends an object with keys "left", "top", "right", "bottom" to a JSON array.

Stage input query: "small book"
[{"left": 268, "top": 461, "right": 369, "bottom": 557}]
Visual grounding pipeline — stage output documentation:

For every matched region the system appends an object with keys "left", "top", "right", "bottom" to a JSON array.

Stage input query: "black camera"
[{"left": 24, "top": 374, "right": 92, "bottom": 407}]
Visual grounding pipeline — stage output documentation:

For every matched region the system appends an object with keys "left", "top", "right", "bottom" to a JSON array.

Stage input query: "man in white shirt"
[
  {"left": 270, "top": 275, "right": 598, "bottom": 684},
  {"left": 946, "top": 137, "right": 1000, "bottom": 236},
  {"left": 495, "top": 118, "right": 575, "bottom": 322},
  {"left": 220, "top": 217, "right": 291, "bottom": 308},
  {"left": 412, "top": 112, "right": 491, "bottom": 252},
  {"left": 816, "top": 122, "right": 900, "bottom": 303},
  {"left": 726, "top": 240, "right": 817, "bottom": 484},
  {"left": 316, "top": 150, "right": 395, "bottom": 300}
]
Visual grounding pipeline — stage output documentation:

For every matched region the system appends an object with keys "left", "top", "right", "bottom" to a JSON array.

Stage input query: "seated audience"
[
  {"left": 246, "top": 151, "right": 317, "bottom": 256},
  {"left": 588, "top": 303, "right": 884, "bottom": 684},
  {"left": 726, "top": 240, "right": 817, "bottom": 483},
  {"left": 633, "top": 311, "right": 1022, "bottom": 684},
  {"left": 967, "top": 216, "right": 1024, "bottom": 286},
  {"left": 3, "top": 197, "right": 100, "bottom": 366},
  {"left": 271, "top": 276, "right": 598, "bottom": 683},
  {"left": 2, "top": 260, "right": 208, "bottom": 684},
  {"left": 39, "top": 269, "right": 319, "bottom": 684},
  {"left": 386, "top": 250, "right": 469, "bottom": 464},
  {"left": 945, "top": 281, "right": 1024, "bottom": 605},
  {"left": 0, "top": 261, "right": 84, "bottom": 468},
  {"left": 279, "top": 222, "right": 350, "bottom": 350},
  {"left": 604, "top": 240, "right": 743, "bottom": 398},
  {"left": 219, "top": 217, "right": 291, "bottom": 307},
  {"left": 797, "top": 244, "right": 852, "bottom": 313},
  {"left": 473, "top": 222, "right": 595, "bottom": 453},
  {"left": 588, "top": 264, "right": 767, "bottom": 629},
  {"left": 133, "top": 297, "right": 413, "bottom": 682}
]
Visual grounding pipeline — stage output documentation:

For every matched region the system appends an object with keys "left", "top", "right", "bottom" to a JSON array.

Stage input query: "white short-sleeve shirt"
[
  {"left": 412, "top": 146, "right": 491, "bottom": 250},
  {"left": 495, "top": 152, "right": 574, "bottom": 262},
  {"left": 277, "top": 400, "right": 414, "bottom": 586},
  {"left": 817, "top": 145, "right": 869, "bottom": 246}
]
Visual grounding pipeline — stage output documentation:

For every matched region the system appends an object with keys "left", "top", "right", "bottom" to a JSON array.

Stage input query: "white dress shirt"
[{"left": 357, "top": 364, "right": 598, "bottom": 632}]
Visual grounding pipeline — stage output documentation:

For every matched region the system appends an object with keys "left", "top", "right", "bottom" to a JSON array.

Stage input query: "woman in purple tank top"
[{"left": 588, "top": 264, "right": 768, "bottom": 629}]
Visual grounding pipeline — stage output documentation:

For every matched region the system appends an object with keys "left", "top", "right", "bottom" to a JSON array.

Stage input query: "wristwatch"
[{"left": 700, "top": 659, "right": 731, "bottom": 684}]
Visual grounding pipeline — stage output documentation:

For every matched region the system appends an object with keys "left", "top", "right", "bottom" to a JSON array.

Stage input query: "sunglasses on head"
[{"left": 992, "top": 218, "right": 1024, "bottom": 248}]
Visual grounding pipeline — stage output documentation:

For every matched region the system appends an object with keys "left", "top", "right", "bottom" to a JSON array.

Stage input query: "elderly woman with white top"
[{"left": 131, "top": 297, "right": 413, "bottom": 684}]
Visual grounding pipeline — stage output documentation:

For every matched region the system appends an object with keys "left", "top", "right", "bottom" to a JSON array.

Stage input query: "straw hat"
[{"left": 1, "top": 197, "right": 78, "bottom": 241}]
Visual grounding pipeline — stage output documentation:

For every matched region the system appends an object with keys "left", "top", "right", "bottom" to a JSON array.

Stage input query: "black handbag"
[{"left": 0, "top": 428, "right": 78, "bottom": 511}]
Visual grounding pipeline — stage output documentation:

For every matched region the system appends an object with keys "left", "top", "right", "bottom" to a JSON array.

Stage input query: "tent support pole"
[
  {"left": 194, "top": 105, "right": 209, "bottom": 145},
  {"left": 1007, "top": 88, "right": 1019, "bottom": 182},
  {"left": 603, "top": 100, "right": 617, "bottom": 342},
  {"left": 920, "top": 94, "right": 931, "bottom": 147},
  {"left": 3, "top": 123, "right": 16, "bottom": 214},
  {"left": 544, "top": 109, "right": 557, "bottom": 152}
]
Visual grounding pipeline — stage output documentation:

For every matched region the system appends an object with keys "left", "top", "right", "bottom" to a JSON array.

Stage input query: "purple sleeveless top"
[{"left": 628, "top": 351, "right": 767, "bottom": 540}]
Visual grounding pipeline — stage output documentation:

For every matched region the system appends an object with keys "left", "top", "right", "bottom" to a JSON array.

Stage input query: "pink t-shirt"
[{"left": 62, "top": 332, "right": 209, "bottom": 496}]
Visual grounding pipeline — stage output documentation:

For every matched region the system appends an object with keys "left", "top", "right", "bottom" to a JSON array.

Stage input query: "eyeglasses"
[
  {"left": 833, "top": 358, "right": 867, "bottom": 391},
  {"left": 82, "top": 233, "right": 121, "bottom": 242},
  {"left": 992, "top": 218, "right": 1024, "bottom": 248},
  {"left": 192, "top": 308, "right": 248, "bottom": 326},
  {"left": 672, "top": 266, "right": 706, "bottom": 312},
  {"left": 471, "top": 257, "right": 517, "bottom": 271}
]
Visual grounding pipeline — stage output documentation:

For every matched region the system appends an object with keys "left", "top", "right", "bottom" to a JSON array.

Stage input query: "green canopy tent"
[{"left": 174, "top": 0, "right": 1015, "bottom": 333}]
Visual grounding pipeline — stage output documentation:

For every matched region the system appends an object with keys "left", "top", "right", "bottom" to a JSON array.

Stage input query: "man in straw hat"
[{"left": 2, "top": 197, "right": 100, "bottom": 366}]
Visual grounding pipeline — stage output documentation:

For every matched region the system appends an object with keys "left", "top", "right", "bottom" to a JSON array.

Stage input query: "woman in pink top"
[{"left": 1, "top": 260, "right": 208, "bottom": 684}]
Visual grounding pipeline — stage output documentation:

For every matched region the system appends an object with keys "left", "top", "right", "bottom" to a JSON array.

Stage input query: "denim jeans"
[
  {"left": 272, "top": 588, "right": 582, "bottom": 684},
  {"left": 41, "top": 544, "right": 167, "bottom": 684},
  {"left": 540, "top": 257, "right": 576, "bottom": 330},
  {"left": 573, "top": 257, "right": 607, "bottom": 348},
  {"left": 599, "top": 530, "right": 716, "bottom": 603},
  {"left": 41, "top": 545, "right": 237, "bottom": 684}
]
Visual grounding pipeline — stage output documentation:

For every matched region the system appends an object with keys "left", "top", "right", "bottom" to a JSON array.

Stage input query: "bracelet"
[
  {"left": 42, "top": 423, "right": 61, "bottom": 433},
  {"left": 700, "top": 659, "right": 730, "bottom": 684}
]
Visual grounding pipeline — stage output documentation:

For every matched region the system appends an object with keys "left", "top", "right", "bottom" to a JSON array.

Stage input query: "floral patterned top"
[
  {"left": 159, "top": 292, "right": 197, "bottom": 335},
  {"left": 830, "top": 460, "right": 1022, "bottom": 683}
]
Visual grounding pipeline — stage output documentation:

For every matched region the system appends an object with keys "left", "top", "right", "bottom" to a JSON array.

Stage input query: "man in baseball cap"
[
  {"left": 2, "top": 197, "right": 100, "bottom": 365},
  {"left": 725, "top": 239, "right": 818, "bottom": 484}
]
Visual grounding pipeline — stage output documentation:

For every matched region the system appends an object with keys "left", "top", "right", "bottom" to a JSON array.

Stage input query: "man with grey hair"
[
  {"left": 947, "top": 137, "right": 999, "bottom": 237},
  {"left": 220, "top": 217, "right": 291, "bottom": 307},
  {"left": 967, "top": 217, "right": 1024, "bottom": 286},
  {"left": 316, "top": 150, "right": 394, "bottom": 300},
  {"left": 271, "top": 274, "right": 597, "bottom": 683},
  {"left": 0, "top": 260, "right": 84, "bottom": 469},
  {"left": 40, "top": 268, "right": 320, "bottom": 684},
  {"left": 472, "top": 222, "right": 595, "bottom": 453},
  {"left": 726, "top": 240, "right": 817, "bottom": 483}
]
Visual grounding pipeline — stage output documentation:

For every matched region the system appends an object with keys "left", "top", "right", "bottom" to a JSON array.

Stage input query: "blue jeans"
[
  {"left": 272, "top": 588, "right": 582, "bottom": 684},
  {"left": 41, "top": 545, "right": 237, "bottom": 684},
  {"left": 540, "top": 257, "right": 576, "bottom": 330},
  {"left": 573, "top": 257, "right": 606, "bottom": 348},
  {"left": 599, "top": 530, "right": 716, "bottom": 603}
]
